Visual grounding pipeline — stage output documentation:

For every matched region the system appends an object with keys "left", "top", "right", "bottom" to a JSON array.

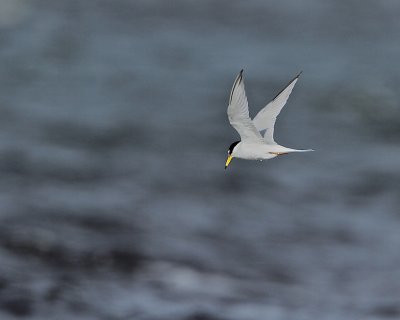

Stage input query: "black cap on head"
[{"left": 228, "top": 141, "right": 240, "bottom": 155}]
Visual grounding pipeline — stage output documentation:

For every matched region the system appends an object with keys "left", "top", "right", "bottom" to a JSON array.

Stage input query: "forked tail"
[
  {"left": 270, "top": 145, "right": 314, "bottom": 153},
  {"left": 290, "top": 149, "right": 314, "bottom": 152}
]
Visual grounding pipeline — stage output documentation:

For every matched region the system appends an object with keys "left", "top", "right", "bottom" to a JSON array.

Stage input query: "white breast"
[{"left": 233, "top": 143, "right": 277, "bottom": 160}]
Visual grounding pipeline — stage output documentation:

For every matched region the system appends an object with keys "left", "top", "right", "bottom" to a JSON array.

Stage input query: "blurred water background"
[{"left": 0, "top": 1, "right": 399, "bottom": 319}]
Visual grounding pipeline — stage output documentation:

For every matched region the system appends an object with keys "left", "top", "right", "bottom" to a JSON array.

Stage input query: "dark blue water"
[{"left": 0, "top": 1, "right": 399, "bottom": 319}]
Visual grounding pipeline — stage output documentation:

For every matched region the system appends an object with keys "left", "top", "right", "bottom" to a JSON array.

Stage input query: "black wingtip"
[
  {"left": 271, "top": 71, "right": 303, "bottom": 101},
  {"left": 238, "top": 69, "right": 244, "bottom": 83},
  {"left": 229, "top": 69, "right": 244, "bottom": 104}
]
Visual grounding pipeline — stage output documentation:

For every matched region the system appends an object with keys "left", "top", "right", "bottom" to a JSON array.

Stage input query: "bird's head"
[{"left": 225, "top": 140, "right": 240, "bottom": 169}]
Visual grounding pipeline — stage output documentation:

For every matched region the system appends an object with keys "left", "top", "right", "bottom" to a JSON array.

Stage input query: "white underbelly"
[{"left": 236, "top": 144, "right": 276, "bottom": 160}]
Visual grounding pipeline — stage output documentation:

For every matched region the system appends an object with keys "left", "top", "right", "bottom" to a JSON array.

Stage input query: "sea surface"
[{"left": 0, "top": 1, "right": 399, "bottom": 319}]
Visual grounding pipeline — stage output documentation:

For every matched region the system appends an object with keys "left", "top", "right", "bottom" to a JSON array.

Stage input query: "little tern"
[{"left": 225, "top": 70, "right": 313, "bottom": 169}]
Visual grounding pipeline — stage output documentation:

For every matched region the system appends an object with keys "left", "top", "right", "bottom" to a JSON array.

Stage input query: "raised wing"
[
  {"left": 227, "top": 70, "right": 263, "bottom": 143},
  {"left": 252, "top": 72, "right": 301, "bottom": 145}
]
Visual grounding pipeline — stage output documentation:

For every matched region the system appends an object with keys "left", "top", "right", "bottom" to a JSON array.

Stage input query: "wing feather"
[
  {"left": 253, "top": 72, "right": 301, "bottom": 145},
  {"left": 227, "top": 70, "right": 263, "bottom": 143}
]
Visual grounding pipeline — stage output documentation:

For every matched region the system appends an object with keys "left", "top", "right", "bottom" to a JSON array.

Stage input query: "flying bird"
[{"left": 225, "top": 70, "right": 313, "bottom": 169}]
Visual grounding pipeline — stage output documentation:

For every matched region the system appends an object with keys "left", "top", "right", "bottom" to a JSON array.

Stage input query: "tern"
[{"left": 225, "top": 70, "right": 313, "bottom": 169}]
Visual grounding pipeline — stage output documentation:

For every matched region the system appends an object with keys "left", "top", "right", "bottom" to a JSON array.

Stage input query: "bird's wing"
[
  {"left": 252, "top": 72, "right": 301, "bottom": 145},
  {"left": 227, "top": 70, "right": 263, "bottom": 143}
]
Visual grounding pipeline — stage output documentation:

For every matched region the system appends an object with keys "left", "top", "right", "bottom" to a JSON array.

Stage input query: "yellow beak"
[{"left": 225, "top": 155, "right": 233, "bottom": 169}]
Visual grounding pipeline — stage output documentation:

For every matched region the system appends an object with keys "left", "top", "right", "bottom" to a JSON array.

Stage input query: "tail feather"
[
  {"left": 269, "top": 144, "right": 314, "bottom": 153},
  {"left": 290, "top": 149, "right": 314, "bottom": 152}
]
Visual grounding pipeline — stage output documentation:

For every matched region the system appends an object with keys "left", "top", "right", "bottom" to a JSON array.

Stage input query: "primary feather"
[
  {"left": 252, "top": 72, "right": 301, "bottom": 145},
  {"left": 227, "top": 70, "right": 263, "bottom": 143}
]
